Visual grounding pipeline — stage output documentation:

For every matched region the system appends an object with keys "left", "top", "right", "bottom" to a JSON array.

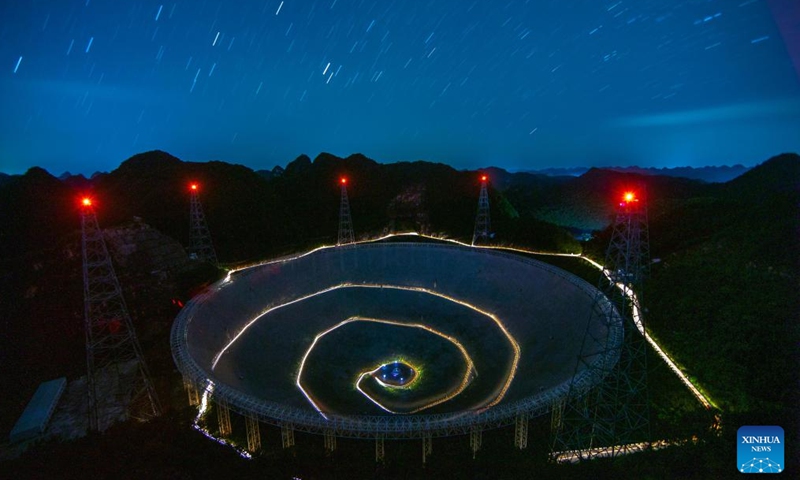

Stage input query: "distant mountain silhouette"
[
  {"left": 58, "top": 172, "right": 92, "bottom": 191},
  {"left": 0, "top": 151, "right": 791, "bottom": 262},
  {"left": 720, "top": 153, "right": 799, "bottom": 197},
  {"left": 0, "top": 167, "right": 77, "bottom": 260},
  {"left": 619, "top": 164, "right": 750, "bottom": 183},
  {"left": 283, "top": 153, "right": 313, "bottom": 176},
  {"left": 255, "top": 165, "right": 285, "bottom": 180},
  {"left": 0, "top": 172, "right": 18, "bottom": 188},
  {"left": 527, "top": 164, "right": 750, "bottom": 183},
  {"left": 525, "top": 167, "right": 590, "bottom": 177},
  {"left": 499, "top": 166, "right": 704, "bottom": 231}
]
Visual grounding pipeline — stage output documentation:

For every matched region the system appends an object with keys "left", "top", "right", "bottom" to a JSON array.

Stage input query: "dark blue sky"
[{"left": 2, "top": 0, "right": 799, "bottom": 175}]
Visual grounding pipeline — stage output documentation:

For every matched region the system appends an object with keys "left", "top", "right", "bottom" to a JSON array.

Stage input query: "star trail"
[{"left": 1, "top": 0, "right": 798, "bottom": 175}]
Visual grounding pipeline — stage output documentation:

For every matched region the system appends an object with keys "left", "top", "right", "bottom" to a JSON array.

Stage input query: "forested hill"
[
  {"left": 644, "top": 153, "right": 799, "bottom": 447},
  {"left": 0, "top": 150, "right": 794, "bottom": 264}
]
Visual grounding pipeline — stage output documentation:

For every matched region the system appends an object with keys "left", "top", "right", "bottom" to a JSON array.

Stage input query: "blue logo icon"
[{"left": 738, "top": 426, "right": 784, "bottom": 473}]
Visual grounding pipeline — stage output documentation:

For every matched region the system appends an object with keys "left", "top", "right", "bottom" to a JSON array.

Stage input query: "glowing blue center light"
[{"left": 375, "top": 361, "right": 416, "bottom": 387}]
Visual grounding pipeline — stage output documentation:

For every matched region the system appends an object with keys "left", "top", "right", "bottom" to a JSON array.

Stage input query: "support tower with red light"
[
  {"left": 338, "top": 177, "right": 355, "bottom": 245},
  {"left": 551, "top": 188, "right": 651, "bottom": 461},
  {"left": 80, "top": 197, "right": 161, "bottom": 432},
  {"left": 189, "top": 183, "right": 218, "bottom": 265},
  {"left": 472, "top": 175, "right": 491, "bottom": 246}
]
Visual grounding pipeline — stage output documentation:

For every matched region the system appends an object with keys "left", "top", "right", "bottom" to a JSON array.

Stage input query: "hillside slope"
[{"left": 645, "top": 153, "right": 799, "bottom": 438}]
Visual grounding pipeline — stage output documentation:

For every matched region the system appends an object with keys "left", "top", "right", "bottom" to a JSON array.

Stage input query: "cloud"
[{"left": 611, "top": 98, "right": 800, "bottom": 128}]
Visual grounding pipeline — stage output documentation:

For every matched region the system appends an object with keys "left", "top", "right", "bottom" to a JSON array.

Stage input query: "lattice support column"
[
  {"left": 281, "top": 423, "right": 295, "bottom": 449},
  {"left": 216, "top": 398, "right": 232, "bottom": 436},
  {"left": 338, "top": 178, "right": 355, "bottom": 245},
  {"left": 80, "top": 197, "right": 161, "bottom": 432},
  {"left": 184, "top": 377, "right": 200, "bottom": 406},
  {"left": 245, "top": 413, "right": 261, "bottom": 453},
  {"left": 551, "top": 189, "right": 651, "bottom": 462},
  {"left": 324, "top": 429, "right": 337, "bottom": 454},
  {"left": 375, "top": 434, "right": 385, "bottom": 463},
  {"left": 515, "top": 412, "right": 529, "bottom": 450},
  {"left": 472, "top": 175, "right": 491, "bottom": 245},
  {"left": 470, "top": 427, "right": 482, "bottom": 459},
  {"left": 188, "top": 183, "right": 218, "bottom": 265},
  {"left": 550, "top": 399, "right": 564, "bottom": 432},
  {"left": 422, "top": 433, "right": 433, "bottom": 464}
]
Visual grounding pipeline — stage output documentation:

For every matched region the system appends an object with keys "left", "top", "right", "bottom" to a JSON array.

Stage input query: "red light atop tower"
[
  {"left": 81, "top": 197, "right": 92, "bottom": 207},
  {"left": 190, "top": 183, "right": 198, "bottom": 191},
  {"left": 623, "top": 191, "right": 636, "bottom": 204},
  {"left": 481, "top": 175, "right": 488, "bottom": 182},
  {"left": 340, "top": 177, "right": 347, "bottom": 185}
]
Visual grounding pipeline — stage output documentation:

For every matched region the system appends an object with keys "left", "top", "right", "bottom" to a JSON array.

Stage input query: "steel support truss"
[
  {"left": 81, "top": 203, "right": 161, "bottom": 432},
  {"left": 375, "top": 434, "right": 385, "bottom": 463},
  {"left": 551, "top": 190, "right": 651, "bottom": 462},
  {"left": 515, "top": 412, "right": 529, "bottom": 449},
  {"left": 338, "top": 182, "right": 355, "bottom": 245},
  {"left": 184, "top": 376, "right": 200, "bottom": 406},
  {"left": 246, "top": 413, "right": 261, "bottom": 453},
  {"left": 472, "top": 179, "right": 491, "bottom": 245},
  {"left": 189, "top": 187, "right": 218, "bottom": 265},
  {"left": 422, "top": 433, "right": 433, "bottom": 464},
  {"left": 470, "top": 427, "right": 482, "bottom": 459},
  {"left": 216, "top": 397, "right": 232, "bottom": 436},
  {"left": 324, "top": 429, "right": 337, "bottom": 454},
  {"left": 550, "top": 398, "right": 564, "bottom": 432},
  {"left": 281, "top": 423, "right": 295, "bottom": 449}
]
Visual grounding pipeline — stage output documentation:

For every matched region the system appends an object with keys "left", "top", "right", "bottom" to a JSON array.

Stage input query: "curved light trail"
[
  {"left": 213, "top": 284, "right": 520, "bottom": 417},
  {"left": 294, "top": 316, "right": 476, "bottom": 415},
  {"left": 192, "top": 381, "right": 253, "bottom": 459}
]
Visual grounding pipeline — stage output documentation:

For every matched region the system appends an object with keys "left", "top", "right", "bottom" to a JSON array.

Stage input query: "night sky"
[{"left": 2, "top": 0, "right": 799, "bottom": 175}]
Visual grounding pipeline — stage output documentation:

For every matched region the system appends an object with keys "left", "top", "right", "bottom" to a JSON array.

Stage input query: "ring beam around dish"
[{"left": 172, "top": 242, "right": 616, "bottom": 438}]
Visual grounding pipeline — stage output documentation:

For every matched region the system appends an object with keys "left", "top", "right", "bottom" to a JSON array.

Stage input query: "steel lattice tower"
[
  {"left": 81, "top": 197, "right": 161, "bottom": 432},
  {"left": 472, "top": 175, "right": 491, "bottom": 245},
  {"left": 189, "top": 183, "right": 218, "bottom": 265},
  {"left": 338, "top": 177, "right": 355, "bottom": 245},
  {"left": 552, "top": 189, "right": 650, "bottom": 461}
]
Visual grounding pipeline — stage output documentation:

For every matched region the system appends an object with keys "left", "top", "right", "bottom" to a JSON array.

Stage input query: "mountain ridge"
[{"left": 526, "top": 164, "right": 751, "bottom": 183}]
